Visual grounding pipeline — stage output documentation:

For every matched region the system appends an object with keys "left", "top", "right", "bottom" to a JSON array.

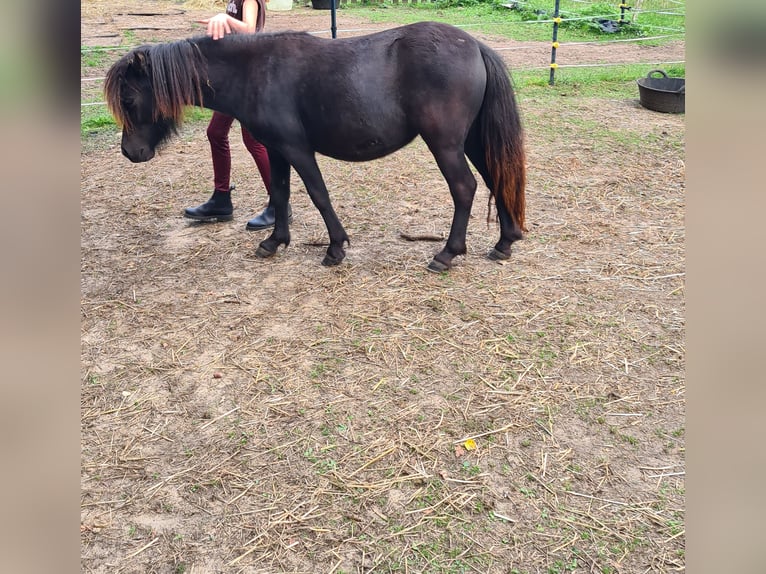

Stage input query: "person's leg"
[
  {"left": 242, "top": 128, "right": 293, "bottom": 231},
  {"left": 209, "top": 112, "right": 235, "bottom": 193},
  {"left": 241, "top": 128, "right": 271, "bottom": 194},
  {"left": 184, "top": 113, "right": 236, "bottom": 222}
]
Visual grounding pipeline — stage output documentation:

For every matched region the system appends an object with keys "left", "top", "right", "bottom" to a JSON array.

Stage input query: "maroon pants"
[{"left": 207, "top": 111, "right": 271, "bottom": 195}]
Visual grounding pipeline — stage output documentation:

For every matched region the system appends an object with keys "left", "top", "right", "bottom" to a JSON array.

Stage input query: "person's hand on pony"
[{"left": 197, "top": 14, "right": 234, "bottom": 40}]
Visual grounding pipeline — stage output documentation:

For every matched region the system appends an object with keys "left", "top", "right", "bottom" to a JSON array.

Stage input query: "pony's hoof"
[
  {"left": 487, "top": 248, "right": 511, "bottom": 261},
  {"left": 255, "top": 245, "right": 277, "bottom": 259},
  {"left": 427, "top": 259, "right": 450, "bottom": 273},
  {"left": 321, "top": 255, "right": 343, "bottom": 266}
]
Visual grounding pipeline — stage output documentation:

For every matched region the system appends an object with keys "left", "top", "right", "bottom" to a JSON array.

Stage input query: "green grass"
[
  {"left": 81, "top": 113, "right": 116, "bottom": 132},
  {"left": 80, "top": 47, "right": 112, "bottom": 72},
  {"left": 81, "top": 45, "right": 120, "bottom": 137},
  {"left": 512, "top": 62, "right": 685, "bottom": 98}
]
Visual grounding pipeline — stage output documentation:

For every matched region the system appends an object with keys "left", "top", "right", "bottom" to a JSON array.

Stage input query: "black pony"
[{"left": 104, "top": 22, "right": 527, "bottom": 272}]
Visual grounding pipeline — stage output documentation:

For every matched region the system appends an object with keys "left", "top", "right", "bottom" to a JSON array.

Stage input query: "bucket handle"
[
  {"left": 646, "top": 69, "right": 668, "bottom": 79},
  {"left": 647, "top": 69, "right": 685, "bottom": 94}
]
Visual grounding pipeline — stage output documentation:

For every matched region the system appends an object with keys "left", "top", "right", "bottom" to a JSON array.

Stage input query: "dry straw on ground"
[{"left": 82, "top": 2, "right": 685, "bottom": 572}]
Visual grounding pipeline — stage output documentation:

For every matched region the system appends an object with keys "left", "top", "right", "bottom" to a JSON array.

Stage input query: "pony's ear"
[{"left": 128, "top": 49, "right": 149, "bottom": 72}]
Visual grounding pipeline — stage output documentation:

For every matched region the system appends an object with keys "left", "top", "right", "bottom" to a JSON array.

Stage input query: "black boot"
[
  {"left": 246, "top": 203, "right": 293, "bottom": 231},
  {"left": 184, "top": 186, "right": 235, "bottom": 222}
]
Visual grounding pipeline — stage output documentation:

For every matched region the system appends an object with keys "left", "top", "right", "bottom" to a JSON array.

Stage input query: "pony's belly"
[
  {"left": 315, "top": 128, "right": 416, "bottom": 162},
  {"left": 323, "top": 139, "right": 401, "bottom": 162},
  {"left": 303, "top": 105, "right": 415, "bottom": 161}
]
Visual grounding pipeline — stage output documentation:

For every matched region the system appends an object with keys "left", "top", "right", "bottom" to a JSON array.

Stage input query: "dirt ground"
[{"left": 81, "top": 1, "right": 685, "bottom": 572}]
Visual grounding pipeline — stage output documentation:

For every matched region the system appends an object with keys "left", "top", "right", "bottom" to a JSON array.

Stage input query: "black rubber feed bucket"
[{"left": 637, "top": 69, "right": 685, "bottom": 114}]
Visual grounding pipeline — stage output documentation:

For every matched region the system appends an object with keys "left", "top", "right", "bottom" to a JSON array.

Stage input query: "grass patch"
[
  {"left": 512, "top": 62, "right": 685, "bottom": 98},
  {"left": 80, "top": 46, "right": 112, "bottom": 72},
  {"left": 82, "top": 113, "right": 117, "bottom": 132}
]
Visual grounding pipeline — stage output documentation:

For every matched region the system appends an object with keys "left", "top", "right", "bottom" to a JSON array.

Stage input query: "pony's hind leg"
[
  {"left": 255, "top": 150, "right": 292, "bottom": 258},
  {"left": 426, "top": 146, "right": 478, "bottom": 272},
  {"left": 488, "top": 197, "right": 524, "bottom": 261},
  {"left": 464, "top": 137, "right": 522, "bottom": 262}
]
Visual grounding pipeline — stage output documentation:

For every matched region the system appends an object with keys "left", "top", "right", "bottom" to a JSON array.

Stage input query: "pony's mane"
[
  {"left": 104, "top": 39, "right": 208, "bottom": 132},
  {"left": 104, "top": 31, "right": 317, "bottom": 132}
]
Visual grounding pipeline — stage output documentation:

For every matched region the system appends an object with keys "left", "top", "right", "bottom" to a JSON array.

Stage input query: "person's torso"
[
  {"left": 225, "top": 0, "right": 245, "bottom": 21},
  {"left": 225, "top": 0, "right": 266, "bottom": 32}
]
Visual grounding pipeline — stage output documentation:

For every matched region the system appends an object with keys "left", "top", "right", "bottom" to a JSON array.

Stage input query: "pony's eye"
[{"left": 121, "top": 99, "right": 139, "bottom": 116}]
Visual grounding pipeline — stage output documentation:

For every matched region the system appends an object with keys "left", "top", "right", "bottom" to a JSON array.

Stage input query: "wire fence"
[{"left": 81, "top": 0, "right": 684, "bottom": 109}]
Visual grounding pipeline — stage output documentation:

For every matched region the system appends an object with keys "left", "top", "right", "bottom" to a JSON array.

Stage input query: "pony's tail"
[{"left": 478, "top": 43, "right": 527, "bottom": 233}]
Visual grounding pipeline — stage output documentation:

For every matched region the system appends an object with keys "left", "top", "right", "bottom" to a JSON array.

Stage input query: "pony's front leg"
[
  {"left": 291, "top": 154, "right": 349, "bottom": 266},
  {"left": 255, "top": 151, "right": 291, "bottom": 259}
]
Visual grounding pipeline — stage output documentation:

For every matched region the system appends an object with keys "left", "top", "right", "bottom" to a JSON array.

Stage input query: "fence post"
[
  {"left": 548, "top": 0, "right": 561, "bottom": 85},
  {"left": 618, "top": 1, "right": 630, "bottom": 24}
]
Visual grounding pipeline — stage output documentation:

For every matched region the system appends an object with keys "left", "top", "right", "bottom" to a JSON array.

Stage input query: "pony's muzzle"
[{"left": 121, "top": 144, "right": 155, "bottom": 163}]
